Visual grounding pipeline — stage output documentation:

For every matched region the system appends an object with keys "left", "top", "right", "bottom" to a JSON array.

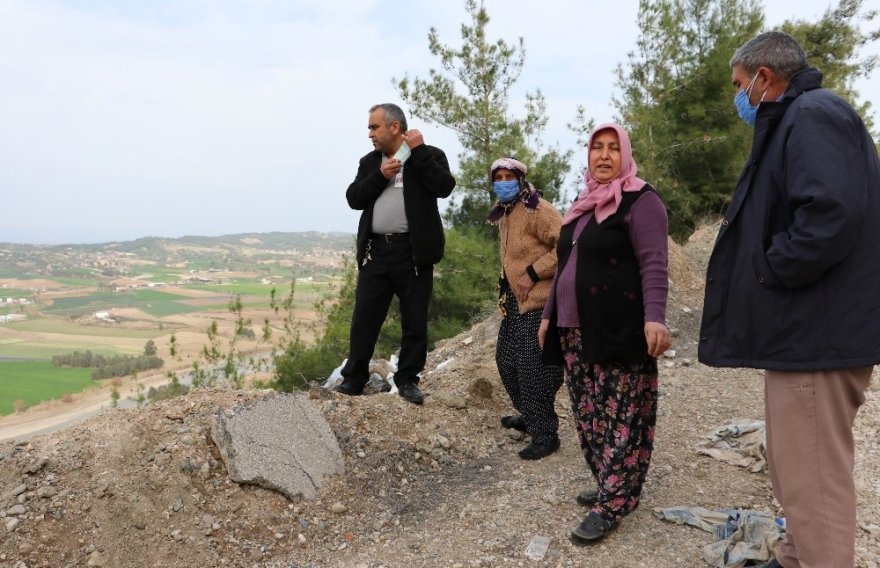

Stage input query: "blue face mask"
[
  {"left": 734, "top": 72, "right": 762, "bottom": 126},
  {"left": 493, "top": 180, "right": 521, "bottom": 202}
]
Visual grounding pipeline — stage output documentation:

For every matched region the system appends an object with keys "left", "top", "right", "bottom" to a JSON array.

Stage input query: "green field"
[
  {"left": 52, "top": 277, "right": 100, "bottom": 287},
  {"left": 187, "top": 281, "right": 328, "bottom": 300},
  {"left": 187, "top": 283, "right": 283, "bottom": 297},
  {"left": 0, "top": 288, "right": 34, "bottom": 298},
  {"left": 0, "top": 361, "right": 95, "bottom": 415},
  {"left": 41, "top": 288, "right": 214, "bottom": 318}
]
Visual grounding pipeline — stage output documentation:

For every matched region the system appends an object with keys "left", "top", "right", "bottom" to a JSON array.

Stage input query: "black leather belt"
[{"left": 371, "top": 232, "right": 409, "bottom": 243}]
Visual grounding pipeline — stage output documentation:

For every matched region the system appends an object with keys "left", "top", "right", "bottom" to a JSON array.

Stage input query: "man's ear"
[{"left": 758, "top": 66, "right": 777, "bottom": 88}]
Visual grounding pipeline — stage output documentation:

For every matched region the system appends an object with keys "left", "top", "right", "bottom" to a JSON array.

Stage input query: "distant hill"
[
  {"left": 0, "top": 232, "right": 356, "bottom": 280},
  {"left": 106, "top": 231, "right": 355, "bottom": 257}
]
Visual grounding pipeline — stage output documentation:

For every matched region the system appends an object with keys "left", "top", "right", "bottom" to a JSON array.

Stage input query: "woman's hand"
[
  {"left": 515, "top": 274, "right": 535, "bottom": 303},
  {"left": 538, "top": 318, "right": 549, "bottom": 349},
  {"left": 645, "top": 321, "right": 671, "bottom": 358}
]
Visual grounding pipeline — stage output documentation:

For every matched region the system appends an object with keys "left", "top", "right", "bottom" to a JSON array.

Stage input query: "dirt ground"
[{"left": 0, "top": 227, "right": 878, "bottom": 568}]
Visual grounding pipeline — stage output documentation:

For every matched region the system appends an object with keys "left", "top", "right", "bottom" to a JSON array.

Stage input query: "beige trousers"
[{"left": 765, "top": 367, "right": 872, "bottom": 568}]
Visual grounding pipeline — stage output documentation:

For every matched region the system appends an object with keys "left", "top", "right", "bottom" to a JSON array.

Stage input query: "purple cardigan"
[{"left": 543, "top": 190, "right": 668, "bottom": 327}]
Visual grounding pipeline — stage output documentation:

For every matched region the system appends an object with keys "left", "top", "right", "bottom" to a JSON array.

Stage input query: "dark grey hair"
[
  {"left": 730, "top": 31, "right": 808, "bottom": 80},
  {"left": 369, "top": 103, "right": 408, "bottom": 132}
]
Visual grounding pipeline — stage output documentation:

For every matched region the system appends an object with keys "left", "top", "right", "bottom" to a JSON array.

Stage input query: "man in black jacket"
[
  {"left": 336, "top": 103, "right": 455, "bottom": 404},
  {"left": 699, "top": 32, "right": 880, "bottom": 568}
]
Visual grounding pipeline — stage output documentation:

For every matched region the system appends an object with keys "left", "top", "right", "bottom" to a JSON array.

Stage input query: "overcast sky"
[{"left": 1, "top": 0, "right": 878, "bottom": 245}]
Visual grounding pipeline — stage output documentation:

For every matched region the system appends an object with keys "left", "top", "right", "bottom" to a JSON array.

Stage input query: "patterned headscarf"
[
  {"left": 487, "top": 157, "right": 540, "bottom": 222},
  {"left": 563, "top": 123, "right": 647, "bottom": 225},
  {"left": 490, "top": 157, "right": 528, "bottom": 179}
]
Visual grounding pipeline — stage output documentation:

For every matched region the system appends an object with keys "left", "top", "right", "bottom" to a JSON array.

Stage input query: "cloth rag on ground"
[
  {"left": 695, "top": 419, "right": 766, "bottom": 473},
  {"left": 653, "top": 506, "right": 784, "bottom": 568}
]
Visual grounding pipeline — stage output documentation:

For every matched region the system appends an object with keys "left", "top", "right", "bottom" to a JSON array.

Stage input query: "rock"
[
  {"left": 164, "top": 409, "right": 186, "bottom": 421},
  {"left": 211, "top": 393, "right": 344, "bottom": 500},
  {"left": 330, "top": 502, "right": 347, "bottom": 514},
  {"left": 24, "top": 458, "right": 48, "bottom": 474},
  {"left": 432, "top": 391, "right": 467, "bottom": 410},
  {"left": 179, "top": 458, "right": 197, "bottom": 473},
  {"left": 36, "top": 486, "right": 55, "bottom": 499},
  {"left": 7, "top": 504, "right": 26, "bottom": 516},
  {"left": 11, "top": 484, "right": 27, "bottom": 497},
  {"left": 5, "top": 518, "right": 20, "bottom": 532},
  {"left": 86, "top": 551, "right": 105, "bottom": 567}
]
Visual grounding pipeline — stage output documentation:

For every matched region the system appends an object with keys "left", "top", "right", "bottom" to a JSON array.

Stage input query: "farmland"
[
  {"left": 0, "top": 231, "right": 352, "bottom": 415},
  {"left": 0, "top": 361, "right": 94, "bottom": 415}
]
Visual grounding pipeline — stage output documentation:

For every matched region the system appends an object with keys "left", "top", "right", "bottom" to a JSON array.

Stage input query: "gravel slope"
[{"left": 1, "top": 227, "right": 878, "bottom": 568}]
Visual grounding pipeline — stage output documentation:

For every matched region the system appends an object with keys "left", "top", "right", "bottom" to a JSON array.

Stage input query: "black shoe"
[
  {"left": 500, "top": 415, "right": 528, "bottom": 433},
  {"left": 570, "top": 511, "right": 616, "bottom": 545},
  {"left": 398, "top": 382, "right": 424, "bottom": 405},
  {"left": 575, "top": 488, "right": 599, "bottom": 506},
  {"left": 518, "top": 438, "right": 560, "bottom": 460},
  {"left": 335, "top": 378, "right": 365, "bottom": 396}
]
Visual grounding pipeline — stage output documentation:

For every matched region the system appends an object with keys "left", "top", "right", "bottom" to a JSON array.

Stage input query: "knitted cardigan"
[{"left": 497, "top": 196, "right": 562, "bottom": 314}]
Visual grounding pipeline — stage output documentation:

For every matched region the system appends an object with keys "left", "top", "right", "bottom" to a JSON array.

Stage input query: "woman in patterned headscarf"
[
  {"left": 489, "top": 156, "right": 564, "bottom": 460},
  {"left": 539, "top": 124, "right": 670, "bottom": 544}
]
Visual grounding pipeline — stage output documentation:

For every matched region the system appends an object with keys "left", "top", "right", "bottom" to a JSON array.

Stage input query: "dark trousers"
[
  {"left": 341, "top": 238, "right": 433, "bottom": 388},
  {"left": 496, "top": 291, "right": 563, "bottom": 444}
]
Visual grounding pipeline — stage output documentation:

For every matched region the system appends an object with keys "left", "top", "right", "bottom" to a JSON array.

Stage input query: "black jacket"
[
  {"left": 346, "top": 144, "right": 455, "bottom": 268},
  {"left": 698, "top": 68, "right": 880, "bottom": 371}
]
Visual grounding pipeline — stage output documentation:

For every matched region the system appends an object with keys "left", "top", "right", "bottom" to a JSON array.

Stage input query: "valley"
[{"left": 0, "top": 231, "right": 353, "bottom": 418}]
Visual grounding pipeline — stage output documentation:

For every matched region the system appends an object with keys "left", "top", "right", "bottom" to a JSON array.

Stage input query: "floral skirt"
[{"left": 558, "top": 327, "right": 658, "bottom": 523}]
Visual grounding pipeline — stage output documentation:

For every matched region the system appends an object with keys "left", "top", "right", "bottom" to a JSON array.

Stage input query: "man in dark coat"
[
  {"left": 335, "top": 103, "right": 455, "bottom": 404},
  {"left": 699, "top": 31, "right": 880, "bottom": 568}
]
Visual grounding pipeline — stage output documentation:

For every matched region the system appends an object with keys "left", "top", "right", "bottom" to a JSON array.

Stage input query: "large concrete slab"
[{"left": 210, "top": 392, "right": 344, "bottom": 499}]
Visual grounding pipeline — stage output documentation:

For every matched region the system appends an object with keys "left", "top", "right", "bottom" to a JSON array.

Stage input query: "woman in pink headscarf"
[{"left": 539, "top": 123, "right": 671, "bottom": 544}]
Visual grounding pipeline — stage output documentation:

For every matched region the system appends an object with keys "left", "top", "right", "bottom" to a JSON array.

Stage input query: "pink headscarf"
[{"left": 563, "top": 123, "right": 646, "bottom": 225}]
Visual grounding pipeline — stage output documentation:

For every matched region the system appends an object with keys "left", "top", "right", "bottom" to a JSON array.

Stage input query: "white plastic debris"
[
  {"left": 321, "top": 360, "right": 346, "bottom": 389},
  {"left": 524, "top": 535, "right": 550, "bottom": 561},
  {"left": 434, "top": 357, "right": 455, "bottom": 372}
]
